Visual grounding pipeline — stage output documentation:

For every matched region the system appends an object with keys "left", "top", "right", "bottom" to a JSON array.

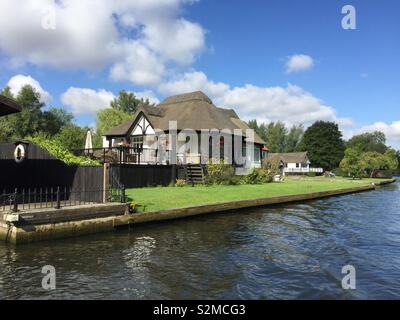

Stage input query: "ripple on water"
[{"left": 0, "top": 181, "right": 399, "bottom": 299}]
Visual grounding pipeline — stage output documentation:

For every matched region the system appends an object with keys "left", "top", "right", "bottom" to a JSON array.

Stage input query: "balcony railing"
[{"left": 284, "top": 167, "right": 324, "bottom": 173}]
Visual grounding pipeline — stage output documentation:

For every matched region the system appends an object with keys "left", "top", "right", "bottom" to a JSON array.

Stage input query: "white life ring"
[{"left": 14, "top": 144, "right": 26, "bottom": 163}]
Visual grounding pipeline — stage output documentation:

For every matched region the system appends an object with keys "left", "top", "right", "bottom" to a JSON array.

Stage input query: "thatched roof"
[
  {"left": 104, "top": 91, "right": 266, "bottom": 145},
  {"left": 268, "top": 152, "right": 309, "bottom": 164},
  {"left": 0, "top": 95, "right": 21, "bottom": 117}
]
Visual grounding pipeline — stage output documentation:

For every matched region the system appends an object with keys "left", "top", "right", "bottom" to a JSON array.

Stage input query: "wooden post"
[
  {"left": 171, "top": 164, "right": 177, "bottom": 185},
  {"left": 55, "top": 187, "right": 61, "bottom": 209},
  {"left": 103, "top": 163, "right": 110, "bottom": 203}
]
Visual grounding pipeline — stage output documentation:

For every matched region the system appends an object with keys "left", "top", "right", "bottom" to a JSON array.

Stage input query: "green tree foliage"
[
  {"left": 28, "top": 133, "right": 99, "bottom": 166},
  {"left": 0, "top": 85, "right": 73, "bottom": 141},
  {"left": 298, "top": 121, "right": 345, "bottom": 170},
  {"left": 95, "top": 108, "right": 132, "bottom": 138},
  {"left": 40, "top": 108, "right": 74, "bottom": 136},
  {"left": 266, "top": 122, "right": 287, "bottom": 153},
  {"left": 340, "top": 148, "right": 398, "bottom": 178},
  {"left": 340, "top": 148, "right": 363, "bottom": 178},
  {"left": 347, "top": 131, "right": 388, "bottom": 154},
  {"left": 382, "top": 149, "right": 399, "bottom": 171},
  {"left": 248, "top": 120, "right": 303, "bottom": 153},
  {"left": 54, "top": 125, "right": 89, "bottom": 151},
  {"left": 248, "top": 120, "right": 268, "bottom": 143},
  {"left": 284, "top": 125, "right": 304, "bottom": 152},
  {"left": 111, "top": 90, "right": 154, "bottom": 114}
]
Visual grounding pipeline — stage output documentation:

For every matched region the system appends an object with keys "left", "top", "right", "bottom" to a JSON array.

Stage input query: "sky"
[{"left": 0, "top": 0, "right": 399, "bottom": 147}]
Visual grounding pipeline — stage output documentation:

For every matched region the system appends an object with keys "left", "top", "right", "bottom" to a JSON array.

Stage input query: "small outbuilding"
[{"left": 268, "top": 152, "right": 323, "bottom": 174}]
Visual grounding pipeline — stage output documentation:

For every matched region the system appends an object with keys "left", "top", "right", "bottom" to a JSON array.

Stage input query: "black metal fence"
[{"left": 0, "top": 187, "right": 125, "bottom": 212}]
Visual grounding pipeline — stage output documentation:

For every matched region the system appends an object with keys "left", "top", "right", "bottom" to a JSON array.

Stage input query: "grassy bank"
[{"left": 126, "top": 176, "right": 393, "bottom": 213}]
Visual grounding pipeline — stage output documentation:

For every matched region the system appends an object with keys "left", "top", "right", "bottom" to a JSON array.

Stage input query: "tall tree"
[
  {"left": 111, "top": 90, "right": 154, "bottom": 114},
  {"left": 96, "top": 108, "right": 132, "bottom": 138},
  {"left": 8, "top": 85, "right": 44, "bottom": 139},
  {"left": 0, "top": 85, "right": 76, "bottom": 141},
  {"left": 0, "top": 86, "right": 13, "bottom": 98},
  {"left": 299, "top": 121, "right": 345, "bottom": 170},
  {"left": 285, "top": 125, "right": 304, "bottom": 152},
  {"left": 248, "top": 119, "right": 268, "bottom": 143},
  {"left": 40, "top": 108, "right": 74, "bottom": 136},
  {"left": 340, "top": 147, "right": 363, "bottom": 178},
  {"left": 347, "top": 131, "right": 387, "bottom": 154},
  {"left": 266, "top": 122, "right": 287, "bottom": 153},
  {"left": 54, "top": 125, "right": 89, "bottom": 151}
]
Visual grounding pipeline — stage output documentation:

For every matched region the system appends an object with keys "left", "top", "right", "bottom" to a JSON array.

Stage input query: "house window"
[
  {"left": 186, "top": 136, "right": 191, "bottom": 154},
  {"left": 131, "top": 136, "right": 143, "bottom": 152},
  {"left": 254, "top": 147, "right": 260, "bottom": 162},
  {"left": 296, "top": 163, "right": 300, "bottom": 168}
]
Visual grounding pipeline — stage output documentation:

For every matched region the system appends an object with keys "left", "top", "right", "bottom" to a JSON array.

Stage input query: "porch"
[
  {"left": 284, "top": 167, "right": 324, "bottom": 174},
  {"left": 73, "top": 146, "right": 204, "bottom": 165}
]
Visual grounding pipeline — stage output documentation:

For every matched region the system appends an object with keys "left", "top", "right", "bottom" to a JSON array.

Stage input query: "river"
[{"left": 1, "top": 180, "right": 399, "bottom": 299}]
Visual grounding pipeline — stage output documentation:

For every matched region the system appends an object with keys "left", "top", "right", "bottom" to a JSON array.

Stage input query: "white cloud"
[
  {"left": 109, "top": 41, "right": 165, "bottom": 85},
  {"left": 159, "top": 71, "right": 350, "bottom": 127},
  {"left": 134, "top": 90, "right": 160, "bottom": 105},
  {"left": 61, "top": 87, "right": 115, "bottom": 116},
  {"left": 0, "top": 0, "right": 205, "bottom": 86},
  {"left": 285, "top": 54, "right": 314, "bottom": 74},
  {"left": 7, "top": 74, "right": 52, "bottom": 103},
  {"left": 357, "top": 121, "right": 400, "bottom": 149},
  {"left": 60, "top": 87, "right": 160, "bottom": 115},
  {"left": 159, "top": 71, "right": 229, "bottom": 98}
]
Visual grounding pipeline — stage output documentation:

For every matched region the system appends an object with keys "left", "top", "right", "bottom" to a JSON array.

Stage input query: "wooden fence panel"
[{"left": 109, "top": 164, "right": 174, "bottom": 188}]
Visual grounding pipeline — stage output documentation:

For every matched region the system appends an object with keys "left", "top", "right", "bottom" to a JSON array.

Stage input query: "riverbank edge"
[
  {"left": 1, "top": 179, "right": 396, "bottom": 244},
  {"left": 114, "top": 178, "right": 396, "bottom": 227}
]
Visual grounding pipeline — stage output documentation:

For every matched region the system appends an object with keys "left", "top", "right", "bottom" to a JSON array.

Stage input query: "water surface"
[{"left": 1, "top": 181, "right": 399, "bottom": 299}]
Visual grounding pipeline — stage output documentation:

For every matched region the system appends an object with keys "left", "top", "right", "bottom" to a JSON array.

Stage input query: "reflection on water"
[{"left": 0, "top": 181, "right": 399, "bottom": 299}]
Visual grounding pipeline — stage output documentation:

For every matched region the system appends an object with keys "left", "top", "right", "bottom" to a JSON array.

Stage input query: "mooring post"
[{"left": 55, "top": 187, "right": 61, "bottom": 209}]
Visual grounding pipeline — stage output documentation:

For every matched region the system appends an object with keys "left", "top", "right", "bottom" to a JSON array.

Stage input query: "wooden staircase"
[{"left": 186, "top": 164, "right": 205, "bottom": 185}]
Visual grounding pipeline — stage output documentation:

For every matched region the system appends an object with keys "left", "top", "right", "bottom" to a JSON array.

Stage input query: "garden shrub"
[
  {"left": 28, "top": 134, "right": 100, "bottom": 166},
  {"left": 331, "top": 168, "right": 346, "bottom": 177},
  {"left": 244, "top": 168, "right": 273, "bottom": 184},
  {"left": 307, "top": 172, "right": 316, "bottom": 177},
  {"left": 205, "top": 161, "right": 238, "bottom": 185},
  {"left": 175, "top": 179, "right": 187, "bottom": 187},
  {"left": 262, "top": 158, "right": 280, "bottom": 176}
]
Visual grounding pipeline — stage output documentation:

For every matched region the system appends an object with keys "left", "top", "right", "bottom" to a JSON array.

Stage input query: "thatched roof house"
[
  {"left": 103, "top": 91, "right": 266, "bottom": 168},
  {"left": 268, "top": 152, "right": 309, "bottom": 165},
  {"left": 0, "top": 95, "right": 21, "bottom": 117},
  {"left": 104, "top": 91, "right": 265, "bottom": 144},
  {"left": 267, "top": 152, "right": 324, "bottom": 174}
]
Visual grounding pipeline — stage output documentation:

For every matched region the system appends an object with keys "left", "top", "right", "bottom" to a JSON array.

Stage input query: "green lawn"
[{"left": 126, "top": 176, "right": 392, "bottom": 213}]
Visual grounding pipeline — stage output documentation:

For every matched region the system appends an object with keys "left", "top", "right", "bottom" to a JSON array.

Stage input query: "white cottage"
[{"left": 268, "top": 152, "right": 323, "bottom": 174}]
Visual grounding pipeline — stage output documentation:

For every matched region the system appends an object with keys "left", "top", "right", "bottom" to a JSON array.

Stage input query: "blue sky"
[{"left": 0, "top": 0, "right": 399, "bottom": 147}]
